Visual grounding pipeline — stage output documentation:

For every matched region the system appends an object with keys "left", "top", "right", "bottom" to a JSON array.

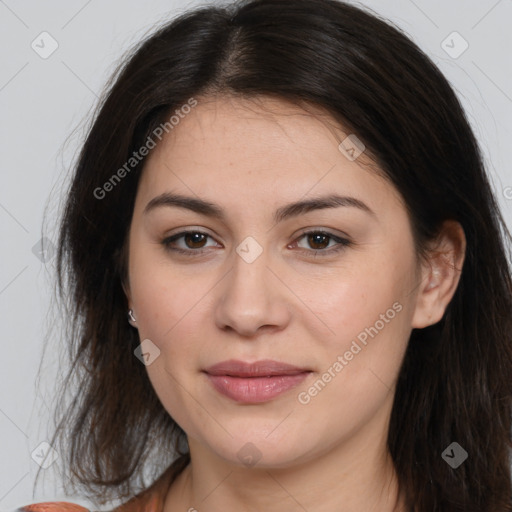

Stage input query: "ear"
[{"left": 411, "top": 220, "right": 466, "bottom": 329}]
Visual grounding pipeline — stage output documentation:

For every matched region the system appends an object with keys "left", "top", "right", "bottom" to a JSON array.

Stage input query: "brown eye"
[
  {"left": 306, "top": 233, "right": 331, "bottom": 250},
  {"left": 162, "top": 229, "right": 351, "bottom": 257},
  {"left": 182, "top": 232, "right": 208, "bottom": 249},
  {"left": 292, "top": 230, "right": 352, "bottom": 255},
  {"left": 162, "top": 230, "right": 217, "bottom": 254}
]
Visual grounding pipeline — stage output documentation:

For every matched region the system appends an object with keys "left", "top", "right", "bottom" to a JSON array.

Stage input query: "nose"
[{"left": 214, "top": 244, "right": 291, "bottom": 338}]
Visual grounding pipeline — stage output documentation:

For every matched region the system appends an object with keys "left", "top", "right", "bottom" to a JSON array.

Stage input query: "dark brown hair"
[{"left": 41, "top": 0, "right": 512, "bottom": 510}]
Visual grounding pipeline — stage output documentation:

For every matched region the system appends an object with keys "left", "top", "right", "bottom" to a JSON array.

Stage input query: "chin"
[{"left": 202, "top": 430, "right": 317, "bottom": 470}]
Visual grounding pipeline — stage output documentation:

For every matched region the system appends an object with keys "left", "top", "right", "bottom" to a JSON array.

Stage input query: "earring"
[{"left": 128, "top": 309, "right": 136, "bottom": 323}]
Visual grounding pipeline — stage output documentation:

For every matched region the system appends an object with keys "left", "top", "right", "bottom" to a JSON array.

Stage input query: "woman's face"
[{"left": 125, "top": 95, "right": 427, "bottom": 469}]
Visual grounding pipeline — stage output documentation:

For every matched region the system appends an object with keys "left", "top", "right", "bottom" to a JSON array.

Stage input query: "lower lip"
[{"left": 205, "top": 372, "right": 311, "bottom": 403}]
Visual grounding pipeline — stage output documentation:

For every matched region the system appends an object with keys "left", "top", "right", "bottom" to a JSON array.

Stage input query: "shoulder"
[
  {"left": 14, "top": 457, "right": 189, "bottom": 512},
  {"left": 12, "top": 470, "right": 171, "bottom": 512},
  {"left": 13, "top": 503, "right": 92, "bottom": 512}
]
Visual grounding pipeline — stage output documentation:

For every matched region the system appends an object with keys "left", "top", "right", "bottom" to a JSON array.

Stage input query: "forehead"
[
  {"left": 151, "top": 95, "right": 346, "bottom": 162},
  {"left": 135, "top": 95, "right": 403, "bottom": 219}
]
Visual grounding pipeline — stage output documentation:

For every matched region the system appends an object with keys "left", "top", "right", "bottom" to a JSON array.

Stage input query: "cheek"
[
  {"left": 128, "top": 238, "right": 201, "bottom": 340},
  {"left": 295, "top": 280, "right": 409, "bottom": 434},
  {"left": 312, "top": 261, "right": 408, "bottom": 343},
  {"left": 304, "top": 253, "right": 414, "bottom": 392}
]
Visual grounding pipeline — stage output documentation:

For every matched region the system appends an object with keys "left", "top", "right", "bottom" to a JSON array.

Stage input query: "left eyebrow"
[{"left": 143, "top": 192, "right": 376, "bottom": 223}]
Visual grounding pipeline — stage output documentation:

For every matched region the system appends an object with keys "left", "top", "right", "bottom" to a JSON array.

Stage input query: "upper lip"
[{"left": 203, "top": 359, "right": 311, "bottom": 377}]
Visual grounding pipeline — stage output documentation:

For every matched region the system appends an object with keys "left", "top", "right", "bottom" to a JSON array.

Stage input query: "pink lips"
[{"left": 203, "top": 359, "right": 312, "bottom": 403}]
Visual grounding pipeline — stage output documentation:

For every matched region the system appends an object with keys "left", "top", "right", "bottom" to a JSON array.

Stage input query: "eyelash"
[{"left": 161, "top": 229, "right": 352, "bottom": 257}]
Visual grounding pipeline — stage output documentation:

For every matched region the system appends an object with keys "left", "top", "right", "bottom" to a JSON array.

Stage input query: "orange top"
[{"left": 14, "top": 460, "right": 185, "bottom": 512}]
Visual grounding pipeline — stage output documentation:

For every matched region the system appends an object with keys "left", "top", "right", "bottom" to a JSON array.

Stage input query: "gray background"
[{"left": 1, "top": 0, "right": 511, "bottom": 510}]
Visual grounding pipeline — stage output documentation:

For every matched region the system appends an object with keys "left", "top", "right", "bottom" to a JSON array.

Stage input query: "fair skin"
[{"left": 124, "top": 95, "right": 466, "bottom": 512}]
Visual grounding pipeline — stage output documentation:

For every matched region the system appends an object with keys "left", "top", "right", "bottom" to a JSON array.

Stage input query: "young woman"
[{"left": 16, "top": 0, "right": 512, "bottom": 511}]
